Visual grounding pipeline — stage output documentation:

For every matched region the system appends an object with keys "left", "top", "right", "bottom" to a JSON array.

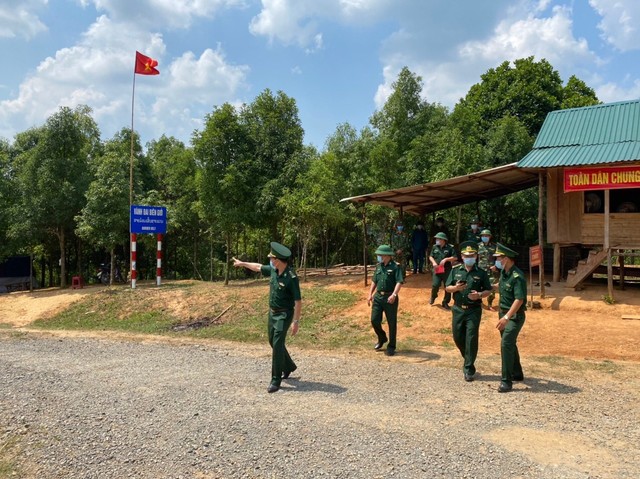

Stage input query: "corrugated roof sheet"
[
  {"left": 340, "top": 163, "right": 539, "bottom": 216},
  {"left": 517, "top": 99, "right": 640, "bottom": 168}
]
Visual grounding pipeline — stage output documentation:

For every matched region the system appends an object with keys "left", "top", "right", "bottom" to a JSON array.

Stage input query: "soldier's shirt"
[
  {"left": 430, "top": 244, "right": 456, "bottom": 272},
  {"left": 372, "top": 260, "right": 404, "bottom": 292},
  {"left": 465, "top": 228, "right": 481, "bottom": 243},
  {"left": 498, "top": 265, "right": 527, "bottom": 315},
  {"left": 446, "top": 264, "right": 492, "bottom": 307},
  {"left": 392, "top": 232, "right": 410, "bottom": 253},
  {"left": 477, "top": 242, "right": 496, "bottom": 271},
  {"left": 260, "top": 265, "right": 301, "bottom": 310}
]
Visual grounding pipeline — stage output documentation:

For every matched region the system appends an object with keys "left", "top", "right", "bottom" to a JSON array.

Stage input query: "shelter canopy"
[{"left": 340, "top": 162, "right": 539, "bottom": 217}]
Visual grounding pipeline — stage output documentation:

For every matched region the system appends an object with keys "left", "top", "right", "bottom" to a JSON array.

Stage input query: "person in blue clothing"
[{"left": 411, "top": 220, "right": 429, "bottom": 274}]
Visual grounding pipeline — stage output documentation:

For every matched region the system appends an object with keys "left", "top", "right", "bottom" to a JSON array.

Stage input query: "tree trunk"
[
  {"left": 224, "top": 231, "right": 231, "bottom": 286},
  {"left": 110, "top": 247, "right": 115, "bottom": 285},
  {"left": 59, "top": 228, "right": 67, "bottom": 288}
]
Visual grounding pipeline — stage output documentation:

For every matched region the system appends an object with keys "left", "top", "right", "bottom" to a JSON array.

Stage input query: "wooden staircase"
[{"left": 566, "top": 248, "right": 608, "bottom": 288}]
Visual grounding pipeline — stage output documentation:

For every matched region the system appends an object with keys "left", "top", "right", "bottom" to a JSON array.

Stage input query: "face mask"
[
  {"left": 463, "top": 257, "right": 476, "bottom": 267},
  {"left": 471, "top": 224, "right": 478, "bottom": 230},
  {"left": 481, "top": 236, "right": 490, "bottom": 243},
  {"left": 436, "top": 222, "right": 444, "bottom": 228},
  {"left": 417, "top": 225, "right": 423, "bottom": 230},
  {"left": 495, "top": 259, "right": 504, "bottom": 270},
  {"left": 377, "top": 255, "right": 383, "bottom": 263},
  {"left": 397, "top": 226, "right": 404, "bottom": 232},
  {"left": 270, "top": 259, "right": 276, "bottom": 270},
  {"left": 435, "top": 240, "right": 443, "bottom": 247}
]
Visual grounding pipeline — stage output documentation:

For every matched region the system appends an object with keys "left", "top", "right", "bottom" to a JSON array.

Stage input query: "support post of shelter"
[
  {"left": 604, "top": 189, "right": 613, "bottom": 299},
  {"left": 553, "top": 243, "right": 561, "bottom": 282},
  {"left": 156, "top": 233, "right": 163, "bottom": 286},
  {"left": 362, "top": 204, "right": 368, "bottom": 287},
  {"left": 131, "top": 233, "right": 137, "bottom": 289},
  {"left": 538, "top": 171, "right": 545, "bottom": 298}
]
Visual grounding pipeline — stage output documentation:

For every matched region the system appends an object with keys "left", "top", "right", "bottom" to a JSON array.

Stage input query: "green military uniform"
[
  {"left": 429, "top": 233, "right": 456, "bottom": 307},
  {"left": 371, "top": 245, "right": 404, "bottom": 354},
  {"left": 477, "top": 229, "right": 498, "bottom": 308},
  {"left": 391, "top": 228, "right": 410, "bottom": 277},
  {"left": 464, "top": 216, "right": 482, "bottom": 243},
  {"left": 494, "top": 243, "right": 527, "bottom": 389},
  {"left": 260, "top": 242, "right": 301, "bottom": 389},
  {"left": 446, "top": 242, "right": 492, "bottom": 378}
]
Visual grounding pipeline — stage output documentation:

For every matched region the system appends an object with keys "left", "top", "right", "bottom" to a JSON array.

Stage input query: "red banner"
[
  {"left": 529, "top": 245, "right": 542, "bottom": 268},
  {"left": 564, "top": 165, "right": 640, "bottom": 192}
]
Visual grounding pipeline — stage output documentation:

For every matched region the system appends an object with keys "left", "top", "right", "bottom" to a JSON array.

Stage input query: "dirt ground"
[{"left": 1, "top": 273, "right": 639, "bottom": 363}]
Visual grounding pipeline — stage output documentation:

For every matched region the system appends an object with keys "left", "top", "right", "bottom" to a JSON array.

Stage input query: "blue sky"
[{"left": 1, "top": 0, "right": 640, "bottom": 151}]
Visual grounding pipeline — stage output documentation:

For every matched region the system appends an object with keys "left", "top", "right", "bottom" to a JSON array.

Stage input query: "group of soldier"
[
  {"left": 233, "top": 219, "right": 527, "bottom": 395},
  {"left": 372, "top": 216, "right": 527, "bottom": 393}
]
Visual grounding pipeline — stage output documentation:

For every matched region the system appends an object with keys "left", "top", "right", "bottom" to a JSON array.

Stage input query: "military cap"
[
  {"left": 470, "top": 216, "right": 480, "bottom": 224},
  {"left": 459, "top": 240, "right": 478, "bottom": 255},
  {"left": 434, "top": 232, "right": 448, "bottom": 241},
  {"left": 374, "top": 244, "right": 395, "bottom": 256},
  {"left": 267, "top": 242, "right": 292, "bottom": 260},
  {"left": 480, "top": 229, "right": 492, "bottom": 236},
  {"left": 493, "top": 242, "right": 518, "bottom": 258}
]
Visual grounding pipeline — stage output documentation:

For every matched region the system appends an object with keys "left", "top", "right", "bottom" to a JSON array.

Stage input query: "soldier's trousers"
[
  {"left": 268, "top": 310, "right": 296, "bottom": 386},
  {"left": 371, "top": 293, "right": 398, "bottom": 349},
  {"left": 499, "top": 313, "right": 525, "bottom": 386},
  {"left": 452, "top": 305, "right": 482, "bottom": 375},
  {"left": 431, "top": 272, "right": 451, "bottom": 305}
]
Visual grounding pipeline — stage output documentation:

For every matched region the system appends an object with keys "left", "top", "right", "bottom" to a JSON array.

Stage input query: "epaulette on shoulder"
[
  {"left": 453, "top": 263, "right": 463, "bottom": 269},
  {"left": 512, "top": 272, "right": 520, "bottom": 279}
]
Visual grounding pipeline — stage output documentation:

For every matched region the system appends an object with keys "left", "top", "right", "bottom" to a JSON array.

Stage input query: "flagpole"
[{"left": 130, "top": 68, "right": 136, "bottom": 288}]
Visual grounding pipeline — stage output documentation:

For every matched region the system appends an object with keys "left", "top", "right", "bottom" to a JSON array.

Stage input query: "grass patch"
[
  {"left": 0, "top": 434, "right": 22, "bottom": 478},
  {"left": 31, "top": 281, "right": 368, "bottom": 350},
  {"left": 0, "top": 323, "right": 13, "bottom": 330}
]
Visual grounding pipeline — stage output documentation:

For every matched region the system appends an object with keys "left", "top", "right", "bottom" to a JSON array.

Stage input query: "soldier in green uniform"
[
  {"left": 367, "top": 245, "right": 404, "bottom": 356},
  {"left": 428, "top": 232, "right": 457, "bottom": 309},
  {"left": 493, "top": 243, "right": 526, "bottom": 393},
  {"left": 232, "top": 242, "right": 301, "bottom": 393},
  {"left": 464, "top": 216, "right": 482, "bottom": 243},
  {"left": 477, "top": 229, "right": 498, "bottom": 311},
  {"left": 445, "top": 241, "right": 493, "bottom": 381},
  {"left": 391, "top": 221, "right": 410, "bottom": 277}
]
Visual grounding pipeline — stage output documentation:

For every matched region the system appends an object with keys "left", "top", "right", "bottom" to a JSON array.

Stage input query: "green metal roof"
[{"left": 517, "top": 100, "right": 640, "bottom": 168}]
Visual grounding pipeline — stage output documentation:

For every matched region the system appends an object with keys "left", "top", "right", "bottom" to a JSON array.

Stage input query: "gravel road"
[{"left": 1, "top": 333, "right": 638, "bottom": 479}]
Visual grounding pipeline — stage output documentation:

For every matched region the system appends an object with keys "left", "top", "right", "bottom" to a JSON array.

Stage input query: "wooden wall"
[{"left": 546, "top": 167, "right": 640, "bottom": 247}]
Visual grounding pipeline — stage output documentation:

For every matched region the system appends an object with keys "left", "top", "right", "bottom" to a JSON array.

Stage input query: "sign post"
[{"left": 130, "top": 205, "right": 167, "bottom": 289}]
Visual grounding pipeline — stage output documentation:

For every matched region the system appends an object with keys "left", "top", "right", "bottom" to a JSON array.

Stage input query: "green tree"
[
  {"left": 194, "top": 103, "right": 255, "bottom": 284},
  {"left": 147, "top": 135, "right": 201, "bottom": 279},
  {"left": 13, "top": 106, "right": 100, "bottom": 287},
  {"left": 75, "top": 151, "right": 130, "bottom": 284},
  {"left": 561, "top": 75, "right": 600, "bottom": 109}
]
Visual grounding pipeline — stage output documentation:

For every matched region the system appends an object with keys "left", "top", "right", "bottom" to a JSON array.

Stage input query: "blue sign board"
[{"left": 130, "top": 205, "right": 167, "bottom": 234}]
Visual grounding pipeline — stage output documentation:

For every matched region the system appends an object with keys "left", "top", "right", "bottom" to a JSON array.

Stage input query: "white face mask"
[
  {"left": 463, "top": 257, "right": 476, "bottom": 267},
  {"left": 471, "top": 224, "right": 478, "bottom": 230},
  {"left": 495, "top": 259, "right": 504, "bottom": 270},
  {"left": 377, "top": 255, "right": 383, "bottom": 263},
  {"left": 435, "top": 240, "right": 443, "bottom": 247}
]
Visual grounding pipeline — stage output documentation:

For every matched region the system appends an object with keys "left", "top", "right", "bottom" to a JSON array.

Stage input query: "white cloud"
[
  {"left": 249, "top": 0, "right": 390, "bottom": 48},
  {"left": 0, "top": 14, "right": 249, "bottom": 144},
  {"left": 590, "top": 0, "right": 640, "bottom": 52},
  {"left": 78, "top": 0, "right": 247, "bottom": 29},
  {"left": 0, "top": 0, "right": 48, "bottom": 39}
]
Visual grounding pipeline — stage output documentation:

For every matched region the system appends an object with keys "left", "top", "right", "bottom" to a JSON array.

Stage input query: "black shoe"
[
  {"left": 429, "top": 300, "right": 435, "bottom": 306},
  {"left": 513, "top": 374, "right": 524, "bottom": 381},
  {"left": 464, "top": 373, "right": 474, "bottom": 382},
  {"left": 374, "top": 339, "right": 387, "bottom": 350},
  {"left": 385, "top": 347, "right": 396, "bottom": 356},
  {"left": 441, "top": 303, "right": 451, "bottom": 310},
  {"left": 498, "top": 382, "right": 512, "bottom": 393},
  {"left": 267, "top": 383, "right": 280, "bottom": 393}
]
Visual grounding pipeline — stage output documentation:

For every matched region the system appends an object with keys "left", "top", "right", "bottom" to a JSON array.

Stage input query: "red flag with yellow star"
[{"left": 134, "top": 51, "right": 159, "bottom": 75}]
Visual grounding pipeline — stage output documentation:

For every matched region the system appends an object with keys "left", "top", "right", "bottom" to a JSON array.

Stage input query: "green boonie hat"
[
  {"left": 470, "top": 216, "right": 480, "bottom": 223},
  {"left": 480, "top": 229, "right": 492, "bottom": 236},
  {"left": 434, "top": 232, "right": 448, "bottom": 241},
  {"left": 374, "top": 244, "right": 394, "bottom": 256},
  {"left": 493, "top": 242, "right": 518, "bottom": 258},
  {"left": 267, "top": 242, "right": 291, "bottom": 260},
  {"left": 459, "top": 240, "right": 478, "bottom": 255}
]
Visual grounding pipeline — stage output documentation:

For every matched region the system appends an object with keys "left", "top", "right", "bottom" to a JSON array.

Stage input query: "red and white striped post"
[
  {"left": 131, "top": 233, "right": 137, "bottom": 289},
  {"left": 156, "top": 233, "right": 163, "bottom": 286}
]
